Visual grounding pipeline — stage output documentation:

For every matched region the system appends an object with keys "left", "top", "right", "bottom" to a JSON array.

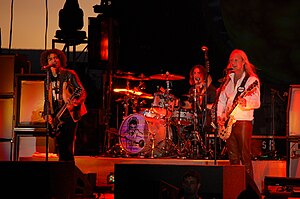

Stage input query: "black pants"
[{"left": 55, "top": 118, "right": 78, "bottom": 162}]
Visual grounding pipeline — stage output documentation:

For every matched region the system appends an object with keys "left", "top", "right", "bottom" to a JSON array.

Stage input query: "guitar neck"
[
  {"left": 225, "top": 80, "right": 258, "bottom": 120},
  {"left": 54, "top": 94, "right": 76, "bottom": 121}
]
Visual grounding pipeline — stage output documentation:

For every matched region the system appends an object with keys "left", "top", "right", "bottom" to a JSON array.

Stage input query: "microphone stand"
[
  {"left": 202, "top": 47, "right": 211, "bottom": 159},
  {"left": 191, "top": 86, "right": 199, "bottom": 159},
  {"left": 43, "top": 68, "right": 51, "bottom": 161}
]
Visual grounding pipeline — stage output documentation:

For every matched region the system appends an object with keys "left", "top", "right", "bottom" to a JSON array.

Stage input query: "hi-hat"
[{"left": 150, "top": 73, "right": 185, "bottom": 80}]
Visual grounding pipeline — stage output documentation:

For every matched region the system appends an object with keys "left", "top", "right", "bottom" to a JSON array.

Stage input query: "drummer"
[
  {"left": 184, "top": 64, "right": 217, "bottom": 111},
  {"left": 183, "top": 65, "right": 217, "bottom": 134}
]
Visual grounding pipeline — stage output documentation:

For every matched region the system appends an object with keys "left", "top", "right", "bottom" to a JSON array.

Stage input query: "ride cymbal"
[{"left": 149, "top": 73, "right": 185, "bottom": 80}]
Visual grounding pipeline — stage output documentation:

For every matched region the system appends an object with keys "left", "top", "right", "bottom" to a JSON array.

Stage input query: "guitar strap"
[{"left": 232, "top": 73, "right": 249, "bottom": 104}]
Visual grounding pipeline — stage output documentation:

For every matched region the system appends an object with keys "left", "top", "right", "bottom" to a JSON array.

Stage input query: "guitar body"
[
  {"left": 218, "top": 115, "right": 236, "bottom": 140},
  {"left": 48, "top": 118, "right": 64, "bottom": 138},
  {"left": 217, "top": 80, "right": 258, "bottom": 141},
  {"left": 47, "top": 87, "right": 82, "bottom": 138}
]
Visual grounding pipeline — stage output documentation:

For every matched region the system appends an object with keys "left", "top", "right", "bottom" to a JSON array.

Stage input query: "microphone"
[
  {"left": 41, "top": 64, "right": 55, "bottom": 70},
  {"left": 201, "top": 46, "right": 208, "bottom": 52}
]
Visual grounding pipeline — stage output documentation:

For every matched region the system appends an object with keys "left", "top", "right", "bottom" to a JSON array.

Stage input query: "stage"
[{"left": 20, "top": 154, "right": 286, "bottom": 195}]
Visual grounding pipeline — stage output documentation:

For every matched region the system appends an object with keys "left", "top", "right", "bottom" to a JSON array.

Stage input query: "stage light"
[{"left": 55, "top": 0, "right": 86, "bottom": 40}]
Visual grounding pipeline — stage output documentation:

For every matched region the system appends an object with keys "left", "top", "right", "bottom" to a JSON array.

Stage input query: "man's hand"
[{"left": 237, "top": 97, "right": 246, "bottom": 107}]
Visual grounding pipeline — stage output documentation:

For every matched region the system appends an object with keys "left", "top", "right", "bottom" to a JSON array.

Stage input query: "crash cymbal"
[
  {"left": 139, "top": 93, "right": 154, "bottom": 99},
  {"left": 113, "top": 88, "right": 147, "bottom": 96},
  {"left": 149, "top": 73, "right": 185, "bottom": 80},
  {"left": 113, "top": 75, "right": 140, "bottom": 81}
]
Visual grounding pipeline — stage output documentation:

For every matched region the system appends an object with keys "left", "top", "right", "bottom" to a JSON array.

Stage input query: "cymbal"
[
  {"left": 149, "top": 73, "right": 185, "bottom": 80},
  {"left": 113, "top": 75, "right": 140, "bottom": 81},
  {"left": 139, "top": 93, "right": 154, "bottom": 99},
  {"left": 113, "top": 88, "right": 153, "bottom": 98},
  {"left": 136, "top": 73, "right": 151, "bottom": 81}
]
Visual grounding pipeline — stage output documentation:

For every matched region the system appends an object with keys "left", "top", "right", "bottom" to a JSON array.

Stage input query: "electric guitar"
[
  {"left": 49, "top": 87, "right": 82, "bottom": 138},
  {"left": 218, "top": 80, "right": 258, "bottom": 140}
]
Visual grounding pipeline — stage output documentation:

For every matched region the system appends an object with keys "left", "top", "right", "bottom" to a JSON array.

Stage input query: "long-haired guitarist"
[
  {"left": 216, "top": 49, "right": 261, "bottom": 179},
  {"left": 40, "top": 48, "right": 87, "bottom": 162}
]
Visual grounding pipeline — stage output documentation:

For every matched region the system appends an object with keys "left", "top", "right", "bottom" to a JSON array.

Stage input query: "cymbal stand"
[
  {"left": 123, "top": 80, "right": 131, "bottom": 118},
  {"left": 156, "top": 72, "right": 178, "bottom": 158}
]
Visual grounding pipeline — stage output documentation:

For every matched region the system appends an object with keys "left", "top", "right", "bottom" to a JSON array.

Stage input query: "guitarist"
[
  {"left": 40, "top": 49, "right": 87, "bottom": 162},
  {"left": 217, "top": 49, "right": 261, "bottom": 179}
]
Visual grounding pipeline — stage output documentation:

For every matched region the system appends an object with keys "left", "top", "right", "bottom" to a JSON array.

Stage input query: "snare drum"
[
  {"left": 151, "top": 92, "right": 178, "bottom": 117},
  {"left": 172, "top": 109, "right": 194, "bottom": 126},
  {"left": 118, "top": 113, "right": 173, "bottom": 156}
]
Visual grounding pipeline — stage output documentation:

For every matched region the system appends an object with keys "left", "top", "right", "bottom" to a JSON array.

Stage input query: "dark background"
[{"left": 2, "top": 0, "right": 299, "bottom": 155}]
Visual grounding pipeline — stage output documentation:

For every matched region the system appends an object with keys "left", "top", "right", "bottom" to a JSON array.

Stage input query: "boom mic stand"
[
  {"left": 201, "top": 46, "right": 214, "bottom": 160},
  {"left": 190, "top": 86, "right": 202, "bottom": 159}
]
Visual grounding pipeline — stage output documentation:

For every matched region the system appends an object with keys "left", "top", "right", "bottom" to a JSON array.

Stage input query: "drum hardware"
[{"left": 105, "top": 130, "right": 129, "bottom": 157}]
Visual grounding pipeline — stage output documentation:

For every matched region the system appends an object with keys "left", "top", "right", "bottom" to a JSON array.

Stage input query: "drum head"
[{"left": 119, "top": 113, "right": 150, "bottom": 154}]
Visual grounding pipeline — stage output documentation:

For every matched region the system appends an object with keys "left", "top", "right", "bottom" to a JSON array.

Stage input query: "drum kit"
[{"left": 107, "top": 71, "right": 216, "bottom": 159}]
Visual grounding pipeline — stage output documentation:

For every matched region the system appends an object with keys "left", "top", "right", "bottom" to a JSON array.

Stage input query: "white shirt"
[{"left": 217, "top": 72, "right": 261, "bottom": 121}]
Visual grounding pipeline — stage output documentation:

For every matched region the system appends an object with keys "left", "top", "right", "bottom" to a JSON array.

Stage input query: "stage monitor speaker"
[
  {"left": 0, "top": 161, "right": 93, "bottom": 198},
  {"left": 114, "top": 164, "right": 246, "bottom": 199},
  {"left": 287, "top": 84, "right": 300, "bottom": 136}
]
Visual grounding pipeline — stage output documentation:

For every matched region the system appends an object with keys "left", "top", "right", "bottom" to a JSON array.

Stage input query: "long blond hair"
[{"left": 227, "top": 49, "right": 258, "bottom": 78}]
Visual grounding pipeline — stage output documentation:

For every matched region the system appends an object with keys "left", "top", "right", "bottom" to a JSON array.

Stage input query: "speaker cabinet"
[
  {"left": 287, "top": 85, "right": 300, "bottom": 177},
  {"left": 0, "top": 98, "right": 14, "bottom": 138},
  {"left": 15, "top": 74, "right": 46, "bottom": 128},
  {"left": 0, "top": 55, "right": 15, "bottom": 94},
  {"left": 287, "top": 85, "right": 300, "bottom": 136},
  {"left": 114, "top": 164, "right": 246, "bottom": 199}
]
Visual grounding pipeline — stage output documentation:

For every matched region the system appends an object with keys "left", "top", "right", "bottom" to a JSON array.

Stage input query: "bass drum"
[{"left": 118, "top": 113, "right": 173, "bottom": 157}]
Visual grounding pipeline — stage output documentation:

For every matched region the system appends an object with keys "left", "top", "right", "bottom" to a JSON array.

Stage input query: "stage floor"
[{"left": 21, "top": 154, "right": 286, "bottom": 194}]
